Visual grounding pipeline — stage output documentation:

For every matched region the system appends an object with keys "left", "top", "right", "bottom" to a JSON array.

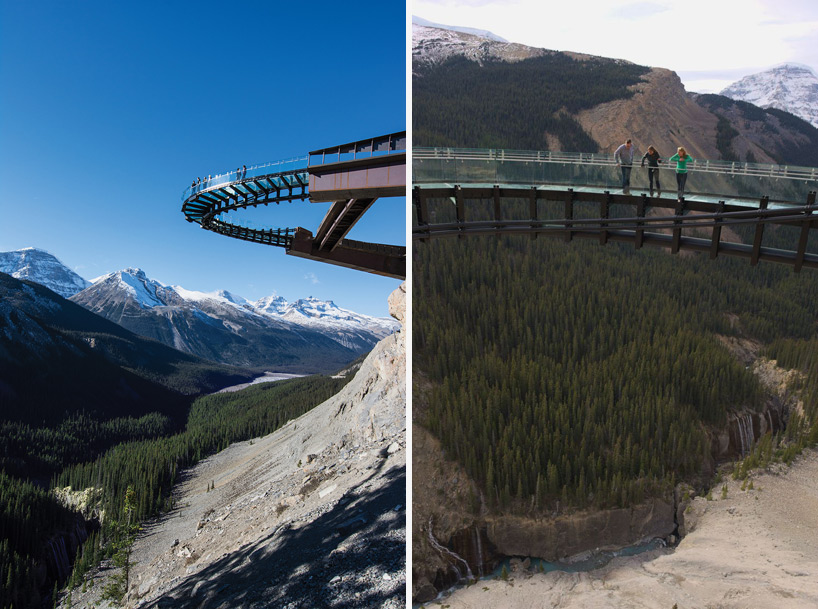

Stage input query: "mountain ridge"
[{"left": 1, "top": 248, "right": 398, "bottom": 372}]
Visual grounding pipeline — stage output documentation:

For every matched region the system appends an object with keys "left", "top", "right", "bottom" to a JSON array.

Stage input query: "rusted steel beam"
[
  {"left": 600, "top": 192, "right": 611, "bottom": 245},
  {"left": 671, "top": 197, "right": 685, "bottom": 254},
  {"left": 455, "top": 185, "right": 465, "bottom": 239},
  {"left": 529, "top": 187, "right": 538, "bottom": 240},
  {"left": 315, "top": 198, "right": 377, "bottom": 251},
  {"left": 751, "top": 196, "right": 769, "bottom": 266},
  {"left": 635, "top": 193, "right": 647, "bottom": 249},
  {"left": 794, "top": 191, "right": 816, "bottom": 273},
  {"left": 564, "top": 188, "right": 575, "bottom": 243},
  {"left": 287, "top": 228, "right": 405, "bottom": 279},
  {"left": 710, "top": 200, "right": 725, "bottom": 259},
  {"left": 308, "top": 152, "right": 405, "bottom": 202}
]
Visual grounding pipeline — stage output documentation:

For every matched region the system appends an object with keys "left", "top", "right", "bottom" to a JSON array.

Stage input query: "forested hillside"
[
  {"left": 414, "top": 234, "right": 818, "bottom": 514},
  {"left": 0, "top": 373, "right": 352, "bottom": 609},
  {"left": 413, "top": 54, "right": 650, "bottom": 150},
  {"left": 0, "top": 272, "right": 355, "bottom": 608},
  {"left": 696, "top": 93, "right": 818, "bottom": 165}
]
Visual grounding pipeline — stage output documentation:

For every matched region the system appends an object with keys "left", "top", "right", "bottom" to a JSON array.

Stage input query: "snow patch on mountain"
[
  {"left": 720, "top": 63, "right": 818, "bottom": 128},
  {"left": 114, "top": 268, "right": 165, "bottom": 308},
  {"left": 412, "top": 16, "right": 507, "bottom": 42},
  {"left": 171, "top": 286, "right": 251, "bottom": 311},
  {"left": 0, "top": 248, "right": 91, "bottom": 298},
  {"left": 254, "top": 295, "right": 289, "bottom": 316}
]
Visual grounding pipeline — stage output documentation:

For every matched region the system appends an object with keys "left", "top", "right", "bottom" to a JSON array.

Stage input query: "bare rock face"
[
  {"left": 576, "top": 68, "right": 721, "bottom": 160},
  {"left": 317, "top": 282, "right": 405, "bottom": 449},
  {"left": 485, "top": 500, "right": 674, "bottom": 561}
]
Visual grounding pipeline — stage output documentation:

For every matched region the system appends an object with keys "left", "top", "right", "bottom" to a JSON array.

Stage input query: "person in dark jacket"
[{"left": 641, "top": 145, "right": 662, "bottom": 197}]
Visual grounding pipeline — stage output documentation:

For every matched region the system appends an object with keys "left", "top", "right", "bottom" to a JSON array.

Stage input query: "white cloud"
[{"left": 304, "top": 272, "right": 319, "bottom": 285}]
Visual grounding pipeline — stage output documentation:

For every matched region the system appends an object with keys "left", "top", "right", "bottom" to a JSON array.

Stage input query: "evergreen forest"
[
  {"left": 413, "top": 54, "right": 650, "bottom": 150},
  {"left": 414, "top": 233, "right": 818, "bottom": 514}
]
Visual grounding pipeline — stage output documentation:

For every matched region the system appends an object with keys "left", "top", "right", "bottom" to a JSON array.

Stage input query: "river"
[{"left": 216, "top": 372, "right": 306, "bottom": 393}]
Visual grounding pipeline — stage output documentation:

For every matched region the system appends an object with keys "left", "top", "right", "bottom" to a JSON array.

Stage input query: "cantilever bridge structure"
[
  {"left": 413, "top": 148, "right": 818, "bottom": 271},
  {"left": 181, "top": 132, "right": 406, "bottom": 279}
]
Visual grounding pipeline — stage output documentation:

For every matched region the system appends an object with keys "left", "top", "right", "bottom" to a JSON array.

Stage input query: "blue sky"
[
  {"left": 0, "top": 1, "right": 406, "bottom": 317},
  {"left": 413, "top": 0, "right": 818, "bottom": 92}
]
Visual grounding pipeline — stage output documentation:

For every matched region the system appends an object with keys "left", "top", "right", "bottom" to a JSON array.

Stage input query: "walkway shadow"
[{"left": 141, "top": 462, "right": 406, "bottom": 609}]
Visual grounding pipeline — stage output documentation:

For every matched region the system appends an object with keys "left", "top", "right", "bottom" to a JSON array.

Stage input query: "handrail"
[
  {"left": 181, "top": 155, "right": 309, "bottom": 201},
  {"left": 413, "top": 147, "right": 818, "bottom": 182}
]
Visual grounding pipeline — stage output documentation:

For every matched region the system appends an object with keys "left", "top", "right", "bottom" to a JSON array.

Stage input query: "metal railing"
[
  {"left": 414, "top": 147, "right": 818, "bottom": 205},
  {"left": 309, "top": 131, "right": 407, "bottom": 167},
  {"left": 182, "top": 155, "right": 309, "bottom": 201}
]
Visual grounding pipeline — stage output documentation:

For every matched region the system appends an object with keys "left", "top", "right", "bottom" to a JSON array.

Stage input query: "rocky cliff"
[
  {"left": 412, "top": 418, "right": 676, "bottom": 603},
  {"left": 575, "top": 68, "right": 721, "bottom": 160}
]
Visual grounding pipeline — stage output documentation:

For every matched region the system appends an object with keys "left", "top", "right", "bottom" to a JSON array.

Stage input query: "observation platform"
[
  {"left": 182, "top": 132, "right": 406, "bottom": 279},
  {"left": 413, "top": 148, "right": 818, "bottom": 271}
]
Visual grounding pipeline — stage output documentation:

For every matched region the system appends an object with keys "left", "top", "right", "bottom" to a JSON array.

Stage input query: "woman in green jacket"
[{"left": 669, "top": 146, "right": 693, "bottom": 199}]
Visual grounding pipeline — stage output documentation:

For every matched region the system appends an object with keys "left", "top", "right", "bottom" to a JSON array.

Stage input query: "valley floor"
[{"left": 425, "top": 447, "right": 818, "bottom": 609}]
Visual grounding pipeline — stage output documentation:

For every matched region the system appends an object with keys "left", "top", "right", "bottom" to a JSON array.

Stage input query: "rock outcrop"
[{"left": 576, "top": 68, "right": 721, "bottom": 160}]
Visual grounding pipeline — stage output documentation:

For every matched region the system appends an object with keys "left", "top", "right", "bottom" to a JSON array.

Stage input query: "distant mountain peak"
[
  {"left": 0, "top": 247, "right": 91, "bottom": 298},
  {"left": 720, "top": 64, "right": 818, "bottom": 128}
]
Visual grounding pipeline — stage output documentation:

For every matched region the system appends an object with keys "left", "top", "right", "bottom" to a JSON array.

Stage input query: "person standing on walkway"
[
  {"left": 614, "top": 139, "right": 637, "bottom": 194},
  {"left": 669, "top": 146, "right": 694, "bottom": 199},
  {"left": 641, "top": 145, "right": 663, "bottom": 197}
]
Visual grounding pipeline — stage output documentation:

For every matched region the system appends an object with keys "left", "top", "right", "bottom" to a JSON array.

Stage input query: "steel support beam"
[{"left": 287, "top": 228, "right": 405, "bottom": 279}]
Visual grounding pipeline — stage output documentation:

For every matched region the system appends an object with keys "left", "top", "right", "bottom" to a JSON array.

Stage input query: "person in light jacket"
[
  {"left": 669, "top": 146, "right": 694, "bottom": 199},
  {"left": 614, "top": 138, "right": 637, "bottom": 194}
]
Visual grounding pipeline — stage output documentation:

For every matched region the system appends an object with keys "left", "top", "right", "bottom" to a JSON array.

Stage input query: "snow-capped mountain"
[
  {"left": 273, "top": 296, "right": 398, "bottom": 351},
  {"left": 1, "top": 249, "right": 397, "bottom": 371},
  {"left": 412, "top": 16, "right": 507, "bottom": 42},
  {"left": 70, "top": 268, "right": 397, "bottom": 371},
  {"left": 412, "top": 20, "right": 604, "bottom": 75},
  {"left": 720, "top": 63, "right": 818, "bottom": 128},
  {"left": 0, "top": 247, "right": 90, "bottom": 298}
]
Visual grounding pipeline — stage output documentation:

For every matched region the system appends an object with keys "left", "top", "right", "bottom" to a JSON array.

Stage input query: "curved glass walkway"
[
  {"left": 413, "top": 147, "right": 818, "bottom": 270},
  {"left": 179, "top": 131, "right": 407, "bottom": 278}
]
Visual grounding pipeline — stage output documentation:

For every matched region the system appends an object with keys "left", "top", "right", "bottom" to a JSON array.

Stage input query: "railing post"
[
  {"left": 751, "top": 196, "right": 769, "bottom": 266},
  {"left": 600, "top": 192, "right": 611, "bottom": 245},
  {"left": 564, "top": 189, "right": 574, "bottom": 243},
  {"left": 710, "top": 201, "right": 725, "bottom": 259},
  {"left": 493, "top": 185, "right": 503, "bottom": 238},
  {"left": 794, "top": 191, "right": 816, "bottom": 272},
  {"left": 671, "top": 197, "right": 685, "bottom": 254},
  {"left": 414, "top": 186, "right": 429, "bottom": 242},
  {"left": 455, "top": 185, "right": 465, "bottom": 240},
  {"left": 529, "top": 187, "right": 538, "bottom": 240},
  {"left": 635, "top": 193, "right": 647, "bottom": 249}
]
